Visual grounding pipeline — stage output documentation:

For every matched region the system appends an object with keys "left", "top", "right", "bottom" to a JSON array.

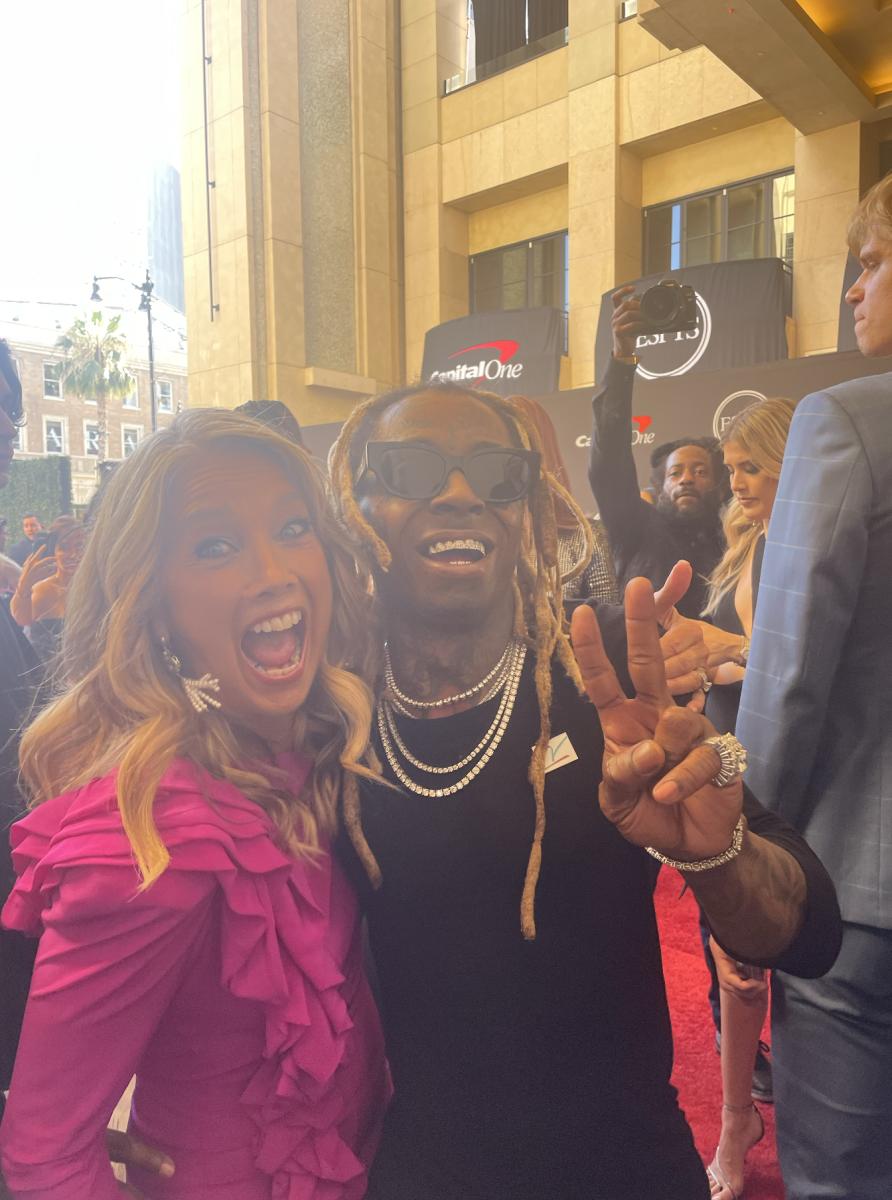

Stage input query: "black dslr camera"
[{"left": 639, "top": 279, "right": 698, "bottom": 334}]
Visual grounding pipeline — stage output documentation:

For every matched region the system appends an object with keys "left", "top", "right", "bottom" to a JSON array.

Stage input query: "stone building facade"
[
  {"left": 1, "top": 300, "right": 187, "bottom": 507},
  {"left": 179, "top": 1, "right": 892, "bottom": 426}
]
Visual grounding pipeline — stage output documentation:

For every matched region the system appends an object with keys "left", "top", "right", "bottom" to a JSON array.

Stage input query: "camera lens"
[{"left": 641, "top": 285, "right": 679, "bottom": 327}]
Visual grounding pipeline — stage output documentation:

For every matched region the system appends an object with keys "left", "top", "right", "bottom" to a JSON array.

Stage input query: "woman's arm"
[
  {"left": 9, "top": 550, "right": 55, "bottom": 626},
  {"left": 1, "top": 865, "right": 215, "bottom": 1199}
]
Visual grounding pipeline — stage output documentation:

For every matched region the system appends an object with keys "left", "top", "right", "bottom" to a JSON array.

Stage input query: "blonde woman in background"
[
  {"left": 677, "top": 397, "right": 798, "bottom": 1200},
  {"left": 0, "top": 410, "right": 390, "bottom": 1199}
]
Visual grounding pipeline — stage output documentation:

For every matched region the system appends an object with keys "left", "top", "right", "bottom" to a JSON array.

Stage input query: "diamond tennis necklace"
[
  {"left": 377, "top": 640, "right": 527, "bottom": 797},
  {"left": 383, "top": 639, "right": 514, "bottom": 711}
]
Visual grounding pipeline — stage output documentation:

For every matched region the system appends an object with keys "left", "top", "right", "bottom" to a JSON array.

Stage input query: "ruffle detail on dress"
[{"left": 3, "top": 757, "right": 390, "bottom": 1200}]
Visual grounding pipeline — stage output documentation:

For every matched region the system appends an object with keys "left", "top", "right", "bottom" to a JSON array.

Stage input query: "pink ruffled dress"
[{"left": 0, "top": 755, "right": 391, "bottom": 1199}]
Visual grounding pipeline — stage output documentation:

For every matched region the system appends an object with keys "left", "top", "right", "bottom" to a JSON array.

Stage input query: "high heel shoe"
[{"left": 706, "top": 1103, "right": 764, "bottom": 1200}]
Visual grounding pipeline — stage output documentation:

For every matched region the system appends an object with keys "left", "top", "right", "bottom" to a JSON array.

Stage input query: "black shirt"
[
  {"left": 588, "top": 359, "right": 724, "bottom": 617},
  {"left": 704, "top": 535, "right": 765, "bottom": 736},
  {"left": 340, "top": 655, "right": 840, "bottom": 1199}
]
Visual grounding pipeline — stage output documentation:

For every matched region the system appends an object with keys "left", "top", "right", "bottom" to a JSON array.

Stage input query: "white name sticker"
[{"left": 541, "top": 732, "right": 578, "bottom": 775}]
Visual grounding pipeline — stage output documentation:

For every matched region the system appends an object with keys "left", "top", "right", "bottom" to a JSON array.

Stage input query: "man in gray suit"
[{"left": 736, "top": 177, "right": 892, "bottom": 1198}]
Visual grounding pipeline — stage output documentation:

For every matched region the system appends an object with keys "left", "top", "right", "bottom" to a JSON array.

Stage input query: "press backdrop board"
[
  {"left": 301, "top": 349, "right": 890, "bottom": 511},
  {"left": 594, "top": 258, "right": 789, "bottom": 382},
  {"left": 421, "top": 306, "right": 565, "bottom": 396}
]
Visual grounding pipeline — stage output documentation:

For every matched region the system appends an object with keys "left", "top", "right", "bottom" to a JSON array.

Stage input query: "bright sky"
[{"left": 1, "top": 0, "right": 182, "bottom": 304}]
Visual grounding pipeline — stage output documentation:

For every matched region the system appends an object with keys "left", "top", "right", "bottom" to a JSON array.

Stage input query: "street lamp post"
[{"left": 91, "top": 270, "right": 157, "bottom": 432}]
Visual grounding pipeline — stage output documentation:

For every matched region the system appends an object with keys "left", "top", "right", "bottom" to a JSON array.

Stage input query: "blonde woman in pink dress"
[{"left": 0, "top": 410, "right": 391, "bottom": 1199}]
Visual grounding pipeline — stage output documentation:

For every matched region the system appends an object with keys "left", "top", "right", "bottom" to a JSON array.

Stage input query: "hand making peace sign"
[{"left": 571, "top": 577, "right": 743, "bottom": 863}]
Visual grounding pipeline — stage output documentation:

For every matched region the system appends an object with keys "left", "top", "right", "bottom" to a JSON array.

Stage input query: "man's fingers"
[
  {"left": 653, "top": 560, "right": 693, "bottom": 620},
  {"left": 603, "top": 739, "right": 666, "bottom": 792},
  {"left": 570, "top": 604, "right": 626, "bottom": 712},
  {"left": 685, "top": 689, "right": 706, "bottom": 714},
  {"left": 651, "top": 741, "right": 722, "bottom": 803},
  {"left": 611, "top": 284, "right": 637, "bottom": 308},
  {"left": 106, "top": 1130, "right": 175, "bottom": 1179},
  {"left": 624, "top": 578, "right": 672, "bottom": 711}
]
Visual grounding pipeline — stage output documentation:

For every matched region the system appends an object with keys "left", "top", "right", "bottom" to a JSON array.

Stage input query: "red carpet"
[{"left": 654, "top": 869, "right": 785, "bottom": 1199}]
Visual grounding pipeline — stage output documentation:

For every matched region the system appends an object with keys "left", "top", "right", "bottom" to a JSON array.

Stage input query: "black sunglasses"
[{"left": 358, "top": 441, "right": 540, "bottom": 504}]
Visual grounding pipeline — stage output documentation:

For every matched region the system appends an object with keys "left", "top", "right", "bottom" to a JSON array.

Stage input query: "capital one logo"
[
  {"left": 713, "top": 389, "right": 766, "bottom": 439},
  {"left": 428, "top": 339, "right": 524, "bottom": 384},
  {"left": 575, "top": 414, "right": 654, "bottom": 449},
  {"left": 634, "top": 293, "right": 713, "bottom": 380},
  {"left": 632, "top": 414, "right": 654, "bottom": 445}
]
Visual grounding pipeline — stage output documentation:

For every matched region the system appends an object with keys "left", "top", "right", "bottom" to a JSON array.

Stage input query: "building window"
[
  {"left": 11, "top": 423, "right": 25, "bottom": 453},
  {"left": 43, "top": 361, "right": 62, "bottom": 399},
  {"left": 122, "top": 388, "right": 139, "bottom": 409},
  {"left": 470, "top": 231, "right": 568, "bottom": 315},
  {"left": 84, "top": 422, "right": 101, "bottom": 456},
  {"left": 643, "top": 170, "right": 795, "bottom": 274},
  {"left": 121, "top": 425, "right": 143, "bottom": 458},
  {"left": 452, "top": 1, "right": 569, "bottom": 92},
  {"left": 155, "top": 380, "right": 173, "bottom": 412},
  {"left": 44, "top": 417, "right": 66, "bottom": 455}
]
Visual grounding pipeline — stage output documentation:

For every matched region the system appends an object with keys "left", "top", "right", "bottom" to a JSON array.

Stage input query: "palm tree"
[{"left": 56, "top": 311, "right": 134, "bottom": 459}]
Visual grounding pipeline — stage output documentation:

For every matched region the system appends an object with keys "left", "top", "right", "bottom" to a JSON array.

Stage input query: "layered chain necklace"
[{"left": 378, "top": 640, "right": 527, "bottom": 797}]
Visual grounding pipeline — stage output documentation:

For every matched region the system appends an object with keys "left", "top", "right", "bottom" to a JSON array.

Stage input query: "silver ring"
[
  {"left": 696, "top": 667, "right": 712, "bottom": 693},
  {"left": 704, "top": 733, "right": 747, "bottom": 788}
]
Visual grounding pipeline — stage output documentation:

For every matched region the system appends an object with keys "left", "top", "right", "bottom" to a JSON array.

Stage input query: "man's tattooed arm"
[{"left": 688, "top": 824, "right": 808, "bottom": 962}]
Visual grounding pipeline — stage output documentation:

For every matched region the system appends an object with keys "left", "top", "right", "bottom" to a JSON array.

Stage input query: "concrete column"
[
  {"left": 792, "top": 122, "right": 861, "bottom": 356},
  {"left": 402, "top": 0, "right": 469, "bottom": 380},
  {"left": 567, "top": 0, "right": 642, "bottom": 387}
]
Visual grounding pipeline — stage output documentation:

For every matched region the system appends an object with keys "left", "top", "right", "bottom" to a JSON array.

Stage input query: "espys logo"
[
  {"left": 634, "top": 292, "right": 712, "bottom": 380},
  {"left": 575, "top": 415, "right": 654, "bottom": 449},
  {"left": 712, "top": 389, "right": 767, "bottom": 439},
  {"left": 428, "top": 339, "right": 524, "bottom": 384}
]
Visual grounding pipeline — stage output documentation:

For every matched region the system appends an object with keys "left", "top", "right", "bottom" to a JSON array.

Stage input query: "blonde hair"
[
  {"left": 703, "top": 397, "right": 797, "bottom": 617},
  {"left": 20, "top": 408, "right": 379, "bottom": 887},
  {"left": 329, "top": 382, "right": 595, "bottom": 940},
  {"left": 848, "top": 172, "right": 892, "bottom": 256}
]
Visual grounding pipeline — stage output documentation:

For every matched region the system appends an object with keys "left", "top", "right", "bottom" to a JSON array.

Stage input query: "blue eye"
[{"left": 195, "top": 537, "right": 234, "bottom": 560}]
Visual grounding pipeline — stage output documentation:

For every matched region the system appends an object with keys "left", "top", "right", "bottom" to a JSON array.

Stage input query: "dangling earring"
[{"left": 160, "top": 638, "right": 222, "bottom": 714}]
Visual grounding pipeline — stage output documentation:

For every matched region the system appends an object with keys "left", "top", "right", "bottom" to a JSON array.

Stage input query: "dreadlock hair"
[{"left": 329, "top": 381, "right": 597, "bottom": 940}]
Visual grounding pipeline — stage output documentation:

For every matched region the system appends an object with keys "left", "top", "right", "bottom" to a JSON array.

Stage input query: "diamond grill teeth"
[
  {"left": 250, "top": 609, "right": 303, "bottom": 635},
  {"left": 426, "top": 538, "right": 486, "bottom": 558}
]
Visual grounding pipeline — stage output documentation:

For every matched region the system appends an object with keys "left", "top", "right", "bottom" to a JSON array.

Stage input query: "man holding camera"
[{"left": 587, "top": 285, "right": 724, "bottom": 618}]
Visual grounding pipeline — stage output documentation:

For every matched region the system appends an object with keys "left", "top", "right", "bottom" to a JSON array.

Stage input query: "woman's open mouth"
[{"left": 239, "top": 608, "right": 307, "bottom": 681}]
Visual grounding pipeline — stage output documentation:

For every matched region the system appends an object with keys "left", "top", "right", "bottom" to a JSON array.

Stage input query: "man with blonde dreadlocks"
[{"left": 329, "top": 382, "right": 841, "bottom": 1200}]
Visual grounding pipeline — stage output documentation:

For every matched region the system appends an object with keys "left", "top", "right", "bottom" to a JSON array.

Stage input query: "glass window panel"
[
  {"left": 645, "top": 206, "right": 673, "bottom": 273},
  {"left": 85, "top": 425, "right": 100, "bottom": 456},
  {"left": 684, "top": 233, "right": 720, "bottom": 267},
  {"left": 45, "top": 420, "right": 64, "bottom": 453},
  {"left": 501, "top": 280, "right": 528, "bottom": 309},
  {"left": 474, "top": 286, "right": 503, "bottom": 313},
  {"left": 532, "top": 235, "right": 560, "bottom": 278},
  {"left": 728, "top": 222, "right": 764, "bottom": 261},
  {"left": 772, "top": 212, "right": 795, "bottom": 265},
  {"left": 474, "top": 252, "right": 502, "bottom": 293},
  {"left": 531, "top": 233, "right": 566, "bottom": 308},
  {"left": 43, "top": 362, "right": 62, "bottom": 398},
  {"left": 685, "top": 194, "right": 721, "bottom": 240},
  {"left": 772, "top": 172, "right": 795, "bottom": 219},
  {"left": 500, "top": 245, "right": 527, "bottom": 287},
  {"left": 727, "top": 183, "right": 764, "bottom": 232}
]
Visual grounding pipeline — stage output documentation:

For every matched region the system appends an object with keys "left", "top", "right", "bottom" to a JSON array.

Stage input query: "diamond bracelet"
[{"left": 645, "top": 814, "right": 746, "bottom": 873}]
